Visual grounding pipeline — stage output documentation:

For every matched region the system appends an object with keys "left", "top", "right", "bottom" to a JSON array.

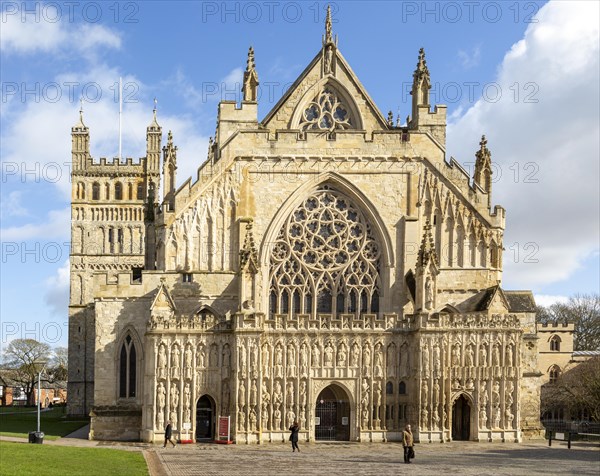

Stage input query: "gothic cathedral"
[{"left": 68, "top": 11, "right": 543, "bottom": 443}]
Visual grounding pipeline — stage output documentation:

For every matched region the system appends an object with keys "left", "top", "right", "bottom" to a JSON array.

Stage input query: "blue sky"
[{"left": 1, "top": 1, "right": 599, "bottom": 349}]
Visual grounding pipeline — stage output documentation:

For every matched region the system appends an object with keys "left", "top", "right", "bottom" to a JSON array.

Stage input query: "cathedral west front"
[{"left": 67, "top": 10, "right": 543, "bottom": 444}]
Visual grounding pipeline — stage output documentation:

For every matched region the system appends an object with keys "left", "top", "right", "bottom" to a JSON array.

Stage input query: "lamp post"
[{"left": 33, "top": 360, "right": 48, "bottom": 435}]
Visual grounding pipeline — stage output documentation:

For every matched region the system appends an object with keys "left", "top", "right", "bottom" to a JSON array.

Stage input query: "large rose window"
[{"left": 269, "top": 186, "right": 380, "bottom": 317}]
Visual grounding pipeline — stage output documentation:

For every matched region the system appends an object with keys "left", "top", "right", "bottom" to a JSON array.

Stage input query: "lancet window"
[{"left": 269, "top": 186, "right": 381, "bottom": 318}]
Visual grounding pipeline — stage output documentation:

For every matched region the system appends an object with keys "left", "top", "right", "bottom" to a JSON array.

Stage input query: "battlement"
[{"left": 539, "top": 321, "right": 575, "bottom": 330}]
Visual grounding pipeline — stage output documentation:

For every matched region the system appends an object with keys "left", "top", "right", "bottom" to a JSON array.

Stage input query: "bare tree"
[
  {"left": 2, "top": 339, "right": 52, "bottom": 405},
  {"left": 49, "top": 346, "right": 68, "bottom": 382},
  {"left": 536, "top": 293, "right": 600, "bottom": 351},
  {"left": 542, "top": 357, "right": 600, "bottom": 422}
]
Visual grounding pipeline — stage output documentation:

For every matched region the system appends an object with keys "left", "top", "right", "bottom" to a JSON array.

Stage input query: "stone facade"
[{"left": 68, "top": 11, "right": 542, "bottom": 443}]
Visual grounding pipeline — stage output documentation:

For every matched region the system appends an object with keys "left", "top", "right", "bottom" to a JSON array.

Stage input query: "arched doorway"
[
  {"left": 196, "top": 395, "right": 215, "bottom": 440},
  {"left": 452, "top": 394, "right": 471, "bottom": 441},
  {"left": 315, "top": 384, "right": 350, "bottom": 441}
]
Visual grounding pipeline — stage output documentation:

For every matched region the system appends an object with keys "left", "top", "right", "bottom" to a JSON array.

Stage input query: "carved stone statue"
[
  {"left": 433, "top": 379, "right": 440, "bottom": 404},
  {"left": 425, "top": 276, "right": 434, "bottom": 309},
  {"left": 222, "top": 344, "right": 231, "bottom": 369},
  {"left": 239, "top": 343, "right": 247, "bottom": 376},
  {"left": 287, "top": 408, "right": 295, "bottom": 427},
  {"left": 363, "top": 345, "right": 371, "bottom": 376},
  {"left": 351, "top": 342, "right": 360, "bottom": 367},
  {"left": 422, "top": 343, "right": 430, "bottom": 377},
  {"left": 156, "top": 382, "right": 166, "bottom": 428},
  {"left": 324, "top": 342, "right": 334, "bottom": 367},
  {"left": 171, "top": 345, "right": 181, "bottom": 379},
  {"left": 361, "top": 378, "right": 370, "bottom": 406},
  {"left": 158, "top": 345, "right": 167, "bottom": 379},
  {"left": 492, "top": 344, "right": 500, "bottom": 367},
  {"left": 337, "top": 343, "right": 347, "bottom": 367},
  {"left": 479, "top": 345, "right": 487, "bottom": 367},
  {"left": 505, "top": 344, "right": 513, "bottom": 367},
  {"left": 465, "top": 345, "right": 474, "bottom": 367},
  {"left": 374, "top": 347, "right": 383, "bottom": 378},
  {"left": 184, "top": 345, "right": 193, "bottom": 380},
  {"left": 197, "top": 345, "right": 206, "bottom": 368},
  {"left": 300, "top": 381, "right": 307, "bottom": 407},
  {"left": 251, "top": 343, "right": 259, "bottom": 375},
  {"left": 312, "top": 343, "right": 321, "bottom": 367},
  {"left": 386, "top": 344, "right": 396, "bottom": 378},
  {"left": 286, "top": 381, "right": 295, "bottom": 407},
  {"left": 433, "top": 344, "right": 441, "bottom": 377},
  {"left": 250, "top": 379, "right": 258, "bottom": 407},
  {"left": 273, "top": 380, "right": 283, "bottom": 406},
  {"left": 209, "top": 344, "right": 218, "bottom": 368},
  {"left": 275, "top": 345, "right": 284, "bottom": 378},
  {"left": 238, "top": 379, "right": 246, "bottom": 407},
  {"left": 451, "top": 343, "right": 460, "bottom": 367},
  {"left": 324, "top": 45, "right": 334, "bottom": 74},
  {"left": 262, "top": 345, "right": 270, "bottom": 377},
  {"left": 492, "top": 380, "right": 500, "bottom": 403},
  {"left": 287, "top": 345, "right": 297, "bottom": 377},
  {"left": 274, "top": 407, "right": 282, "bottom": 430},
  {"left": 300, "top": 344, "right": 309, "bottom": 377}
]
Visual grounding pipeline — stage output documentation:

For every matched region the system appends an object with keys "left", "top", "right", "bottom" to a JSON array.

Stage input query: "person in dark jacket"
[
  {"left": 164, "top": 421, "right": 176, "bottom": 448},
  {"left": 289, "top": 421, "right": 300, "bottom": 452},
  {"left": 402, "top": 424, "right": 414, "bottom": 463}
]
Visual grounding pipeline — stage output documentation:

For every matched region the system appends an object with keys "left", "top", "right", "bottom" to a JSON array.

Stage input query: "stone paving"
[{"left": 155, "top": 440, "right": 600, "bottom": 476}]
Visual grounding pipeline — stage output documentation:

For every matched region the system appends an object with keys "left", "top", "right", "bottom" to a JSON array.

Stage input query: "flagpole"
[{"left": 119, "top": 76, "right": 122, "bottom": 161}]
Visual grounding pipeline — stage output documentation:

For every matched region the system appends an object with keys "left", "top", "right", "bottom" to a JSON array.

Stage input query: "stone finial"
[
  {"left": 413, "top": 47, "right": 431, "bottom": 86},
  {"left": 324, "top": 5, "right": 333, "bottom": 45},
  {"left": 242, "top": 46, "right": 259, "bottom": 102},
  {"left": 239, "top": 219, "right": 258, "bottom": 273},
  {"left": 474, "top": 134, "right": 492, "bottom": 195},
  {"left": 387, "top": 110, "right": 394, "bottom": 127},
  {"left": 417, "top": 220, "right": 438, "bottom": 269},
  {"left": 148, "top": 98, "right": 160, "bottom": 129}
]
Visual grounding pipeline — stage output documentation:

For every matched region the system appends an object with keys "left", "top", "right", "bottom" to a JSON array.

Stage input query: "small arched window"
[
  {"left": 137, "top": 183, "right": 145, "bottom": 200},
  {"left": 386, "top": 381, "right": 393, "bottom": 395},
  {"left": 119, "top": 334, "right": 137, "bottom": 398},
  {"left": 399, "top": 381, "right": 407, "bottom": 395},
  {"left": 549, "top": 365, "right": 561, "bottom": 384},
  {"left": 115, "top": 182, "right": 123, "bottom": 200},
  {"left": 550, "top": 335, "right": 561, "bottom": 352},
  {"left": 92, "top": 182, "right": 100, "bottom": 200}
]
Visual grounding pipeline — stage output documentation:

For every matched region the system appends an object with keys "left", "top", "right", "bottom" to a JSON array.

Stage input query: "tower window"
[
  {"left": 549, "top": 366, "right": 561, "bottom": 384},
  {"left": 137, "top": 183, "right": 145, "bottom": 200},
  {"left": 182, "top": 273, "right": 193, "bottom": 283},
  {"left": 92, "top": 183, "right": 100, "bottom": 200},
  {"left": 550, "top": 335, "right": 561, "bottom": 352},
  {"left": 115, "top": 182, "right": 123, "bottom": 200}
]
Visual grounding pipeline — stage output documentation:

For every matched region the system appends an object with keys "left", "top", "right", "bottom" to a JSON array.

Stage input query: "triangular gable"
[
  {"left": 483, "top": 285, "right": 510, "bottom": 313},
  {"left": 150, "top": 280, "right": 177, "bottom": 312},
  {"left": 262, "top": 47, "right": 388, "bottom": 133}
]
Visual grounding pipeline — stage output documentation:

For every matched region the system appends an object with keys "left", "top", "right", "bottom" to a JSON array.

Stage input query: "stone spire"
[
  {"left": 148, "top": 97, "right": 160, "bottom": 130},
  {"left": 71, "top": 98, "right": 89, "bottom": 171},
  {"left": 324, "top": 5, "right": 333, "bottom": 45},
  {"left": 74, "top": 97, "right": 86, "bottom": 129},
  {"left": 474, "top": 134, "right": 492, "bottom": 193},
  {"left": 242, "top": 46, "right": 259, "bottom": 102},
  {"left": 162, "top": 130, "right": 177, "bottom": 209},
  {"left": 410, "top": 47, "right": 431, "bottom": 124},
  {"left": 417, "top": 219, "right": 438, "bottom": 269}
]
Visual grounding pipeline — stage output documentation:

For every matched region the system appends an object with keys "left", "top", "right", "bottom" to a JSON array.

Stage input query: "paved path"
[
  {"left": 156, "top": 440, "right": 600, "bottom": 476},
  {"left": 2, "top": 432, "right": 598, "bottom": 476}
]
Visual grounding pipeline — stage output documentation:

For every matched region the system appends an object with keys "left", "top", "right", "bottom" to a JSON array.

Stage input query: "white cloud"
[
  {"left": 0, "top": 207, "right": 70, "bottom": 241},
  {"left": 534, "top": 294, "right": 570, "bottom": 308},
  {"left": 44, "top": 259, "right": 70, "bottom": 315},
  {"left": 457, "top": 45, "right": 481, "bottom": 69},
  {"left": 0, "top": 191, "right": 29, "bottom": 219},
  {"left": 447, "top": 1, "right": 600, "bottom": 289},
  {"left": 0, "top": 5, "right": 121, "bottom": 55}
]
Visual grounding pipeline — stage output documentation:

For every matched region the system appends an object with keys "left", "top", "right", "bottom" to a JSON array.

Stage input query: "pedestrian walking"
[
  {"left": 289, "top": 421, "right": 300, "bottom": 452},
  {"left": 402, "top": 424, "right": 414, "bottom": 464},
  {"left": 164, "top": 420, "right": 176, "bottom": 448}
]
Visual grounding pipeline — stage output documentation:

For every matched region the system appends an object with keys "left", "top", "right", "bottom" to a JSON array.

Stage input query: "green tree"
[
  {"left": 2, "top": 339, "right": 52, "bottom": 405},
  {"left": 536, "top": 293, "right": 600, "bottom": 351}
]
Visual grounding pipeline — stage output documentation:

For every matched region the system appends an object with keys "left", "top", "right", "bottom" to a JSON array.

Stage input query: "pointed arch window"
[
  {"left": 115, "top": 182, "right": 123, "bottom": 200},
  {"left": 137, "top": 183, "right": 145, "bottom": 200},
  {"left": 399, "top": 381, "right": 407, "bottom": 395},
  {"left": 550, "top": 335, "right": 561, "bottom": 352},
  {"left": 269, "top": 185, "right": 381, "bottom": 318},
  {"left": 119, "top": 334, "right": 137, "bottom": 398},
  {"left": 92, "top": 182, "right": 100, "bottom": 200},
  {"left": 298, "top": 87, "right": 356, "bottom": 131},
  {"left": 549, "top": 365, "right": 561, "bottom": 384}
]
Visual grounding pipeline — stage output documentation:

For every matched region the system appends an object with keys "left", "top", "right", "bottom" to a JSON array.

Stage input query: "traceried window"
[
  {"left": 269, "top": 186, "right": 381, "bottom": 318},
  {"left": 299, "top": 87, "right": 355, "bottom": 131},
  {"left": 549, "top": 365, "right": 561, "bottom": 384},
  {"left": 550, "top": 335, "right": 561, "bottom": 352},
  {"left": 119, "top": 334, "right": 137, "bottom": 398}
]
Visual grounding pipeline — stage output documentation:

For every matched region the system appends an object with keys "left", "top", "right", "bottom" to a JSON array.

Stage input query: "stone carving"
[
  {"left": 425, "top": 276, "right": 433, "bottom": 310},
  {"left": 299, "top": 408, "right": 306, "bottom": 429},
  {"left": 197, "top": 344, "right": 206, "bottom": 368},
  {"left": 287, "top": 408, "right": 295, "bottom": 427},
  {"left": 505, "top": 344, "right": 513, "bottom": 367},
  {"left": 351, "top": 342, "right": 360, "bottom": 367},
  {"left": 492, "top": 344, "right": 500, "bottom": 367},
  {"left": 209, "top": 344, "right": 218, "bottom": 367},
  {"left": 421, "top": 407, "right": 428, "bottom": 428},
  {"left": 250, "top": 379, "right": 258, "bottom": 407},
  {"left": 312, "top": 343, "right": 321, "bottom": 367},
  {"left": 465, "top": 344, "right": 474, "bottom": 367},
  {"left": 171, "top": 344, "right": 181, "bottom": 379},
  {"left": 274, "top": 407, "right": 282, "bottom": 430},
  {"left": 432, "top": 408, "right": 440, "bottom": 429},
  {"left": 451, "top": 343, "right": 460, "bottom": 367},
  {"left": 170, "top": 382, "right": 179, "bottom": 429},
  {"left": 275, "top": 344, "right": 284, "bottom": 378},
  {"left": 433, "top": 343, "right": 441, "bottom": 377},
  {"left": 223, "top": 344, "right": 231, "bottom": 369},
  {"left": 479, "top": 344, "right": 487, "bottom": 367},
  {"left": 286, "top": 381, "right": 295, "bottom": 407},
  {"left": 251, "top": 343, "right": 259, "bottom": 375},
  {"left": 238, "top": 380, "right": 246, "bottom": 408},
  {"left": 287, "top": 345, "right": 297, "bottom": 377},
  {"left": 262, "top": 345, "right": 270, "bottom": 378},
  {"left": 492, "top": 380, "right": 500, "bottom": 403},
  {"left": 157, "top": 344, "right": 167, "bottom": 379},
  {"left": 337, "top": 342, "right": 347, "bottom": 367},
  {"left": 156, "top": 382, "right": 166, "bottom": 428},
  {"left": 273, "top": 380, "right": 283, "bottom": 408},
  {"left": 324, "top": 342, "right": 334, "bottom": 367},
  {"left": 300, "top": 343, "right": 309, "bottom": 377},
  {"left": 298, "top": 89, "right": 354, "bottom": 132},
  {"left": 374, "top": 345, "right": 383, "bottom": 378},
  {"left": 493, "top": 405, "right": 501, "bottom": 428},
  {"left": 249, "top": 409, "right": 257, "bottom": 430},
  {"left": 422, "top": 342, "right": 430, "bottom": 377},
  {"left": 300, "top": 381, "right": 307, "bottom": 407},
  {"left": 238, "top": 409, "right": 245, "bottom": 429},
  {"left": 324, "top": 45, "right": 333, "bottom": 74},
  {"left": 433, "top": 379, "right": 440, "bottom": 405},
  {"left": 184, "top": 345, "right": 193, "bottom": 380},
  {"left": 363, "top": 345, "right": 371, "bottom": 377},
  {"left": 421, "top": 379, "right": 429, "bottom": 406},
  {"left": 239, "top": 342, "right": 247, "bottom": 377}
]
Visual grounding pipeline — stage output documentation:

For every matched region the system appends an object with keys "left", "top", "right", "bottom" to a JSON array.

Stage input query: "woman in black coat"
[{"left": 289, "top": 421, "right": 300, "bottom": 452}]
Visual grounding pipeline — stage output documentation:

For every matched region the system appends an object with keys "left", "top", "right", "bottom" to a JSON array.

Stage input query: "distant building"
[{"left": 0, "top": 371, "right": 67, "bottom": 407}]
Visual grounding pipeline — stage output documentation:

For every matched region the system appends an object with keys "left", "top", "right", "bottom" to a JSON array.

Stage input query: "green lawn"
[
  {"left": 0, "top": 407, "right": 88, "bottom": 440},
  {"left": 0, "top": 441, "right": 148, "bottom": 476}
]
